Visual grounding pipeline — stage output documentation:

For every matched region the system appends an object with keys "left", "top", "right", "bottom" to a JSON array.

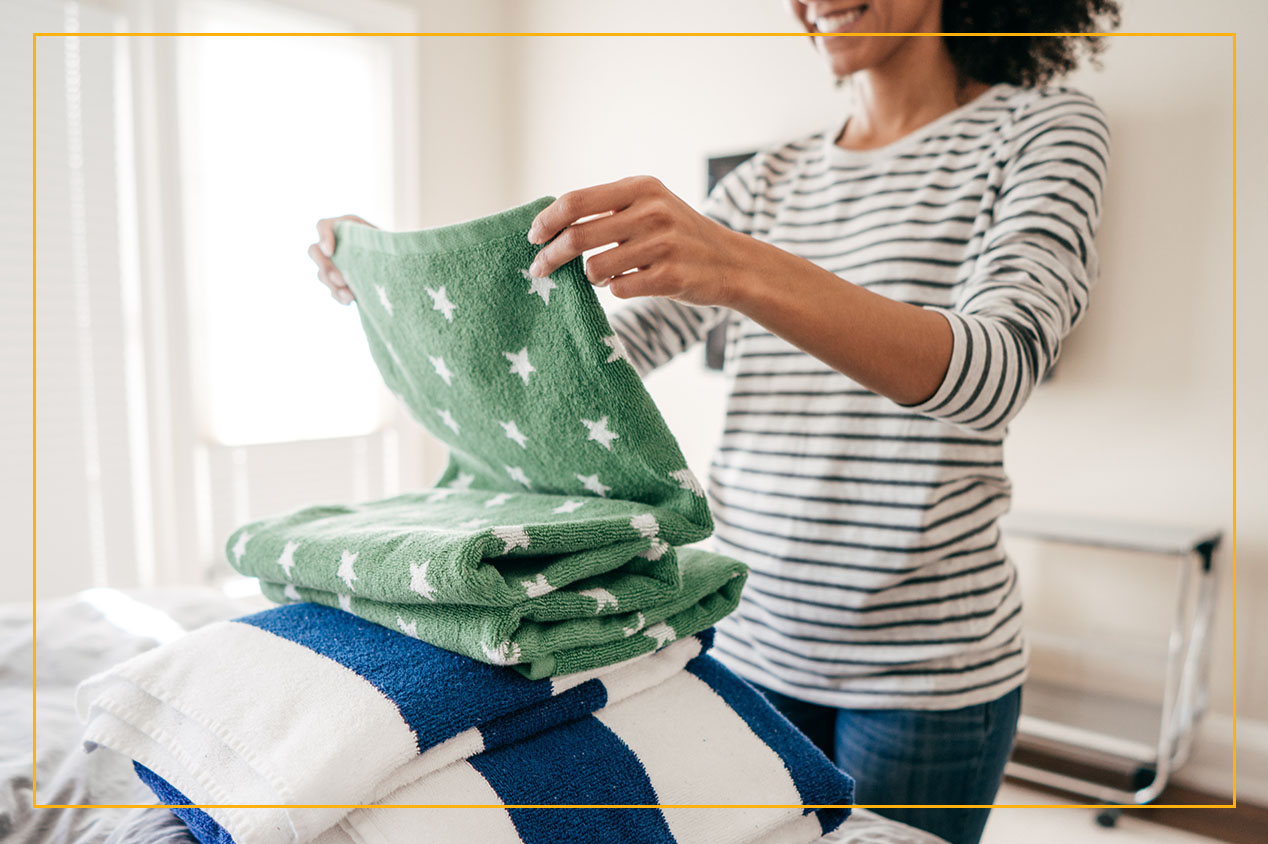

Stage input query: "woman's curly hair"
[{"left": 941, "top": 0, "right": 1122, "bottom": 87}]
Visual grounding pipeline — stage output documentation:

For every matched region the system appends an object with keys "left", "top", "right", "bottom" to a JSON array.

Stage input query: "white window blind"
[
  {"left": 25, "top": 1, "right": 147, "bottom": 604},
  {"left": 2, "top": 2, "right": 48, "bottom": 606},
  {"left": 16, "top": 0, "right": 428, "bottom": 602}
]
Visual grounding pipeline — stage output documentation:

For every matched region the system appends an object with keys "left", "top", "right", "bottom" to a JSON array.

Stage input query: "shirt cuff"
[{"left": 895, "top": 307, "right": 971, "bottom": 417}]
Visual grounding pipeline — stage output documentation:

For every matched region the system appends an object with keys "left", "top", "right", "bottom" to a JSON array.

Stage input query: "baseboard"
[{"left": 1172, "top": 712, "right": 1268, "bottom": 805}]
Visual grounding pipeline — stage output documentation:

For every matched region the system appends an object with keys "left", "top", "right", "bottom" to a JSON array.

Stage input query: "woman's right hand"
[{"left": 308, "top": 214, "right": 375, "bottom": 304}]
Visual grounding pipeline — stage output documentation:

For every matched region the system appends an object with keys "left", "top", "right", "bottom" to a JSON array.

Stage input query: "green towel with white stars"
[{"left": 226, "top": 198, "right": 746, "bottom": 678}]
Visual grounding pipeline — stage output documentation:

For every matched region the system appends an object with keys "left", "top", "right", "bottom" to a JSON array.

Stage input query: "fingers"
[
  {"left": 528, "top": 210, "right": 634, "bottom": 279},
  {"left": 308, "top": 241, "right": 353, "bottom": 304},
  {"left": 312, "top": 214, "right": 375, "bottom": 304},
  {"left": 528, "top": 176, "right": 661, "bottom": 246},
  {"left": 583, "top": 238, "right": 664, "bottom": 286},
  {"left": 316, "top": 214, "right": 373, "bottom": 257},
  {"left": 608, "top": 269, "right": 674, "bottom": 301},
  {"left": 317, "top": 218, "right": 337, "bottom": 257}
]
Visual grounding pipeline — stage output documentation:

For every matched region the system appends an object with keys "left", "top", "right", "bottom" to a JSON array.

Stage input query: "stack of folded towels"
[{"left": 76, "top": 198, "right": 855, "bottom": 844}]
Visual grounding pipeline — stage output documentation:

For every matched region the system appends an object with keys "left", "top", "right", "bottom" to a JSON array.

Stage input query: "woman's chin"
[
  {"left": 818, "top": 38, "right": 874, "bottom": 78},
  {"left": 824, "top": 55, "right": 865, "bottom": 80}
]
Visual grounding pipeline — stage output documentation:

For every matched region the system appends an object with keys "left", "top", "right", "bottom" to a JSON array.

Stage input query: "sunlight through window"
[{"left": 178, "top": 0, "right": 395, "bottom": 444}]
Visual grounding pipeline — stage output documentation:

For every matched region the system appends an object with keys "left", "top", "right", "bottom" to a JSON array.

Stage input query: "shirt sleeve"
[
  {"left": 607, "top": 158, "right": 758, "bottom": 376},
  {"left": 900, "top": 92, "right": 1110, "bottom": 436}
]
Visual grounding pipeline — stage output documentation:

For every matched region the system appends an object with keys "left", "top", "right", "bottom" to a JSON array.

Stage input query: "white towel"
[{"left": 76, "top": 603, "right": 708, "bottom": 844}]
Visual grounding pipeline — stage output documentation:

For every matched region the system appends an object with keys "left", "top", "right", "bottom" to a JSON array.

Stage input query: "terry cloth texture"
[
  {"left": 330, "top": 655, "right": 853, "bottom": 844},
  {"left": 335, "top": 196, "right": 713, "bottom": 518},
  {"left": 76, "top": 604, "right": 716, "bottom": 844},
  {"left": 226, "top": 197, "right": 746, "bottom": 677},
  {"left": 234, "top": 494, "right": 744, "bottom": 677},
  {"left": 76, "top": 604, "right": 854, "bottom": 844}
]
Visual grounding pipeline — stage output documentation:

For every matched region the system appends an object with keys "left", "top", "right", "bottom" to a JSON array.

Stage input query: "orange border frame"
[{"left": 30, "top": 30, "right": 1238, "bottom": 814}]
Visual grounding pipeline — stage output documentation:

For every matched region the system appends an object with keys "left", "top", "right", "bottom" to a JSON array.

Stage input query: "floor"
[{"left": 980, "top": 783, "right": 1224, "bottom": 844}]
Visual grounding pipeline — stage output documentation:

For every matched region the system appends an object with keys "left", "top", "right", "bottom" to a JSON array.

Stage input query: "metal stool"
[{"left": 1000, "top": 512, "right": 1223, "bottom": 825}]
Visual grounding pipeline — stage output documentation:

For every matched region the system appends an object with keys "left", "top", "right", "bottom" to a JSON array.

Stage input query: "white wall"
[
  {"left": 407, "top": 2, "right": 517, "bottom": 228},
  {"left": 483, "top": 0, "right": 1260, "bottom": 798}
]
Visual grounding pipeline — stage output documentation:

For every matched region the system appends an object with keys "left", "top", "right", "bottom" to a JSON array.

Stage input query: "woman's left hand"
[{"left": 526, "top": 176, "right": 758, "bottom": 307}]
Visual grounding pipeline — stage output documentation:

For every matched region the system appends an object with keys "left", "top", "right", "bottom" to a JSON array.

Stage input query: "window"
[
  {"left": 178, "top": 0, "right": 397, "bottom": 445},
  {"left": 24, "top": 0, "right": 425, "bottom": 601}
]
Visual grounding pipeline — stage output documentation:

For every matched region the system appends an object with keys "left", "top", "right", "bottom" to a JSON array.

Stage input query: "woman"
[{"left": 309, "top": 2, "right": 1118, "bottom": 841}]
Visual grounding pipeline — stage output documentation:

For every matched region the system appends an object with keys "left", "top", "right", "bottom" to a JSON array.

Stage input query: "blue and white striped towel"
[
  {"left": 134, "top": 653, "right": 853, "bottom": 844},
  {"left": 76, "top": 603, "right": 711, "bottom": 844},
  {"left": 331, "top": 653, "right": 852, "bottom": 844}
]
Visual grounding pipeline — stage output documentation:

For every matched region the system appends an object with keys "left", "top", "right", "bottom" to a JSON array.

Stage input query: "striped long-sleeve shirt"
[{"left": 608, "top": 84, "right": 1109, "bottom": 710}]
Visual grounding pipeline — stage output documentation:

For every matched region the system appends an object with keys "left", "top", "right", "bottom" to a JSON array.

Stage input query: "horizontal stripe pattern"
[{"left": 607, "top": 83, "right": 1106, "bottom": 710}]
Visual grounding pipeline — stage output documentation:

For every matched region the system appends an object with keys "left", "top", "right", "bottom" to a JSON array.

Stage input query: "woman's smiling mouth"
[{"left": 814, "top": 4, "right": 869, "bottom": 32}]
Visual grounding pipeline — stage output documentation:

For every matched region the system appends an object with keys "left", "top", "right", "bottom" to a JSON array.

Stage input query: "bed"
[{"left": 1, "top": 588, "right": 950, "bottom": 844}]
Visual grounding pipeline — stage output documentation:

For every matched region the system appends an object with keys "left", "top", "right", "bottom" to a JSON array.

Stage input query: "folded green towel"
[
  {"left": 228, "top": 491, "right": 745, "bottom": 678},
  {"left": 226, "top": 198, "right": 746, "bottom": 677}
]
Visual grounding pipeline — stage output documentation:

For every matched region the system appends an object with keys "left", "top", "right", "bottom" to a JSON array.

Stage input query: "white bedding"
[{"left": 1, "top": 588, "right": 949, "bottom": 844}]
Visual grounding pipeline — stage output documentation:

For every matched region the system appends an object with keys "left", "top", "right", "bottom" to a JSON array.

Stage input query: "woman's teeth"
[{"left": 815, "top": 7, "right": 866, "bottom": 31}]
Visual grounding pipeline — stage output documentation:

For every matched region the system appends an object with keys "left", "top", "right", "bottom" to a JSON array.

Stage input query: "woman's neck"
[{"left": 839, "top": 39, "right": 990, "bottom": 151}]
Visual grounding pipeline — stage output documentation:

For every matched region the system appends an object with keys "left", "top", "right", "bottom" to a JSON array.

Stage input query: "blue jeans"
[{"left": 751, "top": 684, "right": 1022, "bottom": 844}]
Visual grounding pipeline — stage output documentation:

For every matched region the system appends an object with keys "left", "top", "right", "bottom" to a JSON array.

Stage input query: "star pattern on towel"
[
  {"left": 640, "top": 538, "right": 670, "bottom": 560},
  {"left": 630, "top": 513, "right": 660, "bottom": 538},
  {"left": 375, "top": 284, "right": 393, "bottom": 316},
  {"left": 504, "top": 347, "right": 536, "bottom": 385},
  {"left": 521, "top": 573, "right": 555, "bottom": 598},
  {"left": 232, "top": 531, "right": 252, "bottom": 565},
  {"left": 500, "top": 420, "right": 528, "bottom": 448},
  {"left": 576, "top": 473, "right": 611, "bottom": 498},
  {"left": 485, "top": 492, "right": 513, "bottom": 508},
  {"left": 505, "top": 465, "right": 533, "bottom": 488},
  {"left": 630, "top": 513, "right": 670, "bottom": 560},
  {"left": 284, "top": 583, "right": 302, "bottom": 602},
  {"left": 436, "top": 408, "right": 460, "bottom": 435},
  {"left": 277, "top": 540, "right": 300, "bottom": 579},
  {"left": 426, "top": 285, "right": 456, "bottom": 321},
  {"left": 430, "top": 356, "right": 454, "bottom": 386},
  {"left": 580, "top": 587, "right": 618, "bottom": 613},
  {"left": 481, "top": 640, "right": 522, "bottom": 666},
  {"left": 622, "top": 612, "right": 646, "bottom": 638},
  {"left": 670, "top": 468, "right": 705, "bottom": 497},
  {"left": 325, "top": 236, "right": 719, "bottom": 652},
  {"left": 644, "top": 621, "right": 676, "bottom": 648},
  {"left": 492, "top": 524, "right": 531, "bottom": 554},
  {"left": 581, "top": 416, "right": 620, "bottom": 450},
  {"left": 520, "top": 267, "right": 557, "bottom": 305},
  {"left": 338, "top": 549, "right": 359, "bottom": 591},
  {"left": 409, "top": 560, "right": 437, "bottom": 601},
  {"left": 602, "top": 334, "right": 630, "bottom": 364}
]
